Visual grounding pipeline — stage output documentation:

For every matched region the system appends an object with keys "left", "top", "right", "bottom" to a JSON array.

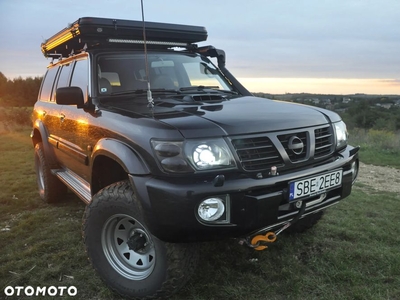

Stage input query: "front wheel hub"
[{"left": 127, "top": 230, "right": 148, "bottom": 252}]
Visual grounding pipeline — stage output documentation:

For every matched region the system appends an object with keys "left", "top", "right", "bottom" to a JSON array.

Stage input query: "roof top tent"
[{"left": 41, "top": 17, "right": 208, "bottom": 58}]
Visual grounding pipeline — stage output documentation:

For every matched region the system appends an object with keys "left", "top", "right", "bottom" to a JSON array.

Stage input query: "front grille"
[
  {"left": 314, "top": 126, "right": 334, "bottom": 158},
  {"left": 278, "top": 131, "right": 308, "bottom": 162},
  {"left": 231, "top": 137, "right": 283, "bottom": 171},
  {"left": 231, "top": 125, "right": 334, "bottom": 172}
]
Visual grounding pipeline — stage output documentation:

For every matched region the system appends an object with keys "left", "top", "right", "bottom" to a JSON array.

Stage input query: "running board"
[{"left": 52, "top": 169, "right": 91, "bottom": 204}]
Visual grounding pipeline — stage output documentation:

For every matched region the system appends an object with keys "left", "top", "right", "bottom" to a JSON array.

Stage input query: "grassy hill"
[{"left": 0, "top": 123, "right": 399, "bottom": 299}]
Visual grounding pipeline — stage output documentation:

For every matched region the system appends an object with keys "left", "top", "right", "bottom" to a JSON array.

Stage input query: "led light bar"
[
  {"left": 44, "top": 29, "right": 81, "bottom": 51},
  {"left": 107, "top": 38, "right": 188, "bottom": 47}
]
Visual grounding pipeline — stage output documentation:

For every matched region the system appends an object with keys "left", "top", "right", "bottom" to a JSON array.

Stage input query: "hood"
[
  {"left": 156, "top": 96, "right": 336, "bottom": 138},
  {"left": 100, "top": 95, "right": 339, "bottom": 138}
]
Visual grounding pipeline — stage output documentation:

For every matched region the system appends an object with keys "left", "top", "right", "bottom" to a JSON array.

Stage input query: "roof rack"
[{"left": 41, "top": 17, "right": 208, "bottom": 58}]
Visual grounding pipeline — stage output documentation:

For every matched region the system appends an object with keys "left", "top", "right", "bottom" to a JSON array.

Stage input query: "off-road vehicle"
[{"left": 32, "top": 17, "right": 360, "bottom": 299}]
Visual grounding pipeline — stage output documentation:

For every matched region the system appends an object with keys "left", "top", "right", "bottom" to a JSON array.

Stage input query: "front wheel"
[{"left": 83, "top": 180, "right": 198, "bottom": 300}]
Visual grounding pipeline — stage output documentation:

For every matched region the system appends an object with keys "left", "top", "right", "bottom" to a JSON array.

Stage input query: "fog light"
[
  {"left": 351, "top": 160, "right": 359, "bottom": 184},
  {"left": 198, "top": 198, "right": 225, "bottom": 222}
]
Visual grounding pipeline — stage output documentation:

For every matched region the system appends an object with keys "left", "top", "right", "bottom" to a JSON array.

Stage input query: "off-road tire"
[
  {"left": 34, "top": 142, "right": 67, "bottom": 203},
  {"left": 285, "top": 211, "right": 324, "bottom": 234},
  {"left": 83, "top": 180, "right": 199, "bottom": 300}
]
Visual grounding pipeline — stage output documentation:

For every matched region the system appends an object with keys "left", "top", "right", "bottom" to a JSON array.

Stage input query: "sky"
[{"left": 0, "top": 0, "right": 399, "bottom": 95}]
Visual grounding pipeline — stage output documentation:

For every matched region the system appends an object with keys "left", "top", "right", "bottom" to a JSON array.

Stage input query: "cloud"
[{"left": 0, "top": 0, "right": 399, "bottom": 83}]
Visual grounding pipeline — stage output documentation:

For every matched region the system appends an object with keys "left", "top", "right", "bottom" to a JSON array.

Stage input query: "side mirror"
[{"left": 56, "top": 86, "right": 84, "bottom": 107}]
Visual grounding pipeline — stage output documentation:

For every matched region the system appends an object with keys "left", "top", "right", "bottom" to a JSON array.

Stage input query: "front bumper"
[{"left": 129, "top": 145, "right": 359, "bottom": 242}]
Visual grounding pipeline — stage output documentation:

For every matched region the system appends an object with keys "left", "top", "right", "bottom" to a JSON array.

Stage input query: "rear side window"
[
  {"left": 70, "top": 59, "right": 89, "bottom": 99},
  {"left": 39, "top": 67, "right": 59, "bottom": 102},
  {"left": 52, "top": 64, "right": 72, "bottom": 101}
]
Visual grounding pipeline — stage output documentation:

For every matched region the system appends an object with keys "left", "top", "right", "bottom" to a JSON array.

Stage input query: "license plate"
[{"left": 289, "top": 169, "right": 342, "bottom": 201}]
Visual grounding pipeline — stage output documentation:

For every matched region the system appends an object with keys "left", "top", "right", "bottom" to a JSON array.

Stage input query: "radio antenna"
[{"left": 141, "top": 0, "right": 154, "bottom": 107}]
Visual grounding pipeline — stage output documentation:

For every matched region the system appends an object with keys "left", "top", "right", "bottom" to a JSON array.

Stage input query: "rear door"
[{"left": 57, "top": 57, "right": 91, "bottom": 180}]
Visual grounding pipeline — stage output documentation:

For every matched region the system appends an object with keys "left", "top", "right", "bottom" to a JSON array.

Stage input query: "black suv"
[{"left": 32, "top": 17, "right": 359, "bottom": 300}]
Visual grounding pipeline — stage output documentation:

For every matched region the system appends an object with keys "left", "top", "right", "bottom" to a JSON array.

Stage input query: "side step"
[{"left": 52, "top": 169, "right": 91, "bottom": 204}]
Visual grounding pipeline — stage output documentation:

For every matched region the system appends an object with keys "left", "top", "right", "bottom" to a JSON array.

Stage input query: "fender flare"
[
  {"left": 91, "top": 138, "right": 150, "bottom": 175},
  {"left": 31, "top": 119, "right": 59, "bottom": 167}
]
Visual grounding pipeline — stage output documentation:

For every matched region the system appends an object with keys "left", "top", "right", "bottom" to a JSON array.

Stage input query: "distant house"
[
  {"left": 311, "top": 98, "right": 320, "bottom": 104},
  {"left": 376, "top": 103, "right": 393, "bottom": 109},
  {"left": 342, "top": 97, "right": 351, "bottom": 104},
  {"left": 395, "top": 100, "right": 400, "bottom": 107},
  {"left": 321, "top": 99, "right": 331, "bottom": 105}
]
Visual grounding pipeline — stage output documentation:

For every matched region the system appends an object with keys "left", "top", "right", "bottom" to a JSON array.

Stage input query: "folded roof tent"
[{"left": 41, "top": 17, "right": 208, "bottom": 58}]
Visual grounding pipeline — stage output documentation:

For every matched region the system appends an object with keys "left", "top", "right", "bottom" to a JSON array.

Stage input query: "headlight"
[
  {"left": 185, "top": 139, "right": 236, "bottom": 171},
  {"left": 151, "top": 138, "right": 236, "bottom": 173},
  {"left": 334, "top": 121, "right": 348, "bottom": 150},
  {"left": 151, "top": 141, "right": 193, "bottom": 173}
]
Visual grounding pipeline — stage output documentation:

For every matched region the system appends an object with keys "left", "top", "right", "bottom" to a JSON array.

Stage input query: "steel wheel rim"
[{"left": 101, "top": 214, "right": 156, "bottom": 280}]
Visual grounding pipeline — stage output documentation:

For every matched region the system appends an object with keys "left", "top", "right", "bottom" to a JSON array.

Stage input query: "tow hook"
[
  {"left": 250, "top": 232, "right": 277, "bottom": 250},
  {"left": 239, "top": 201, "right": 307, "bottom": 251},
  {"left": 239, "top": 221, "right": 292, "bottom": 250}
]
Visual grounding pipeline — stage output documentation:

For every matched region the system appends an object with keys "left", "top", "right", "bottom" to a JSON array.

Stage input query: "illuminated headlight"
[
  {"left": 334, "top": 121, "right": 348, "bottom": 150},
  {"left": 151, "top": 138, "right": 236, "bottom": 173},
  {"left": 197, "top": 196, "right": 230, "bottom": 223},
  {"left": 185, "top": 139, "right": 236, "bottom": 171}
]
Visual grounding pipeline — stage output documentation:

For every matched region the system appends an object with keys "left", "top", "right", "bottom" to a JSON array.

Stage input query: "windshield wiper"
[
  {"left": 111, "top": 88, "right": 181, "bottom": 96},
  {"left": 179, "top": 85, "right": 219, "bottom": 92}
]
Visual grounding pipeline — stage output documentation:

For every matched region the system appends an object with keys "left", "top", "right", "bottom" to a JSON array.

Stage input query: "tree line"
[
  {"left": 1, "top": 71, "right": 399, "bottom": 132},
  {"left": 0, "top": 72, "right": 42, "bottom": 107},
  {"left": 340, "top": 101, "right": 400, "bottom": 132}
]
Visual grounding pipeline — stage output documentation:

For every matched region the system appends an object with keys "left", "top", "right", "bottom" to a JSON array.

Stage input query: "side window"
[
  {"left": 52, "top": 64, "right": 72, "bottom": 101},
  {"left": 71, "top": 59, "right": 89, "bottom": 100},
  {"left": 39, "top": 67, "right": 60, "bottom": 102}
]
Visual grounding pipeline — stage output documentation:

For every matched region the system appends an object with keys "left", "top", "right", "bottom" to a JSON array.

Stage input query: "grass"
[
  {"left": 349, "top": 128, "right": 400, "bottom": 168},
  {"left": 0, "top": 127, "right": 399, "bottom": 299}
]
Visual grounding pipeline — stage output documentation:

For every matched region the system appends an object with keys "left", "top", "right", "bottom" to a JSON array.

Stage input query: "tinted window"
[
  {"left": 39, "top": 67, "right": 59, "bottom": 102},
  {"left": 97, "top": 53, "right": 233, "bottom": 94},
  {"left": 71, "top": 59, "right": 89, "bottom": 99},
  {"left": 52, "top": 64, "right": 72, "bottom": 101}
]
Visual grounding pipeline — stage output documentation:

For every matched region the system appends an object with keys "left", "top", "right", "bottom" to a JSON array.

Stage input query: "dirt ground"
[{"left": 356, "top": 162, "right": 400, "bottom": 194}]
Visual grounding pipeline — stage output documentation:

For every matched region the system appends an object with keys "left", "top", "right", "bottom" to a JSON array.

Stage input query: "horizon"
[{"left": 2, "top": 71, "right": 399, "bottom": 96}]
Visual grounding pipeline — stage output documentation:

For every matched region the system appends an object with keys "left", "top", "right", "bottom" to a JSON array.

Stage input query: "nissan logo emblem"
[{"left": 288, "top": 136, "right": 304, "bottom": 155}]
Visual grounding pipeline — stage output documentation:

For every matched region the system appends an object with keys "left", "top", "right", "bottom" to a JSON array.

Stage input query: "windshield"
[{"left": 96, "top": 52, "right": 233, "bottom": 95}]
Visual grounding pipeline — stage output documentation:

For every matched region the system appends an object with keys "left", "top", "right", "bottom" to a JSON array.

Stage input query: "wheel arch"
[
  {"left": 31, "top": 119, "right": 58, "bottom": 167},
  {"left": 90, "top": 138, "right": 150, "bottom": 195}
]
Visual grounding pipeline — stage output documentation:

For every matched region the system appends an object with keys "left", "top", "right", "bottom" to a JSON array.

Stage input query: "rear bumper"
[{"left": 130, "top": 145, "right": 359, "bottom": 242}]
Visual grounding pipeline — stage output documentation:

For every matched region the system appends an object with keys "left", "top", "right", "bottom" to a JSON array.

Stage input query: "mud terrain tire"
[
  {"left": 83, "top": 180, "right": 198, "bottom": 300},
  {"left": 34, "top": 142, "right": 67, "bottom": 203}
]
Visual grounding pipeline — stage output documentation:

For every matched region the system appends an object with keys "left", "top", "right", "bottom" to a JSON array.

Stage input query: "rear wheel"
[
  {"left": 34, "top": 142, "right": 67, "bottom": 203},
  {"left": 83, "top": 180, "right": 198, "bottom": 300}
]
